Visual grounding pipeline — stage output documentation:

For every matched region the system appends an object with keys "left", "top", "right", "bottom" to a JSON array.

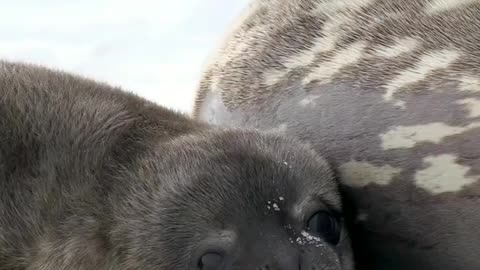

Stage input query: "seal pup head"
[{"left": 109, "top": 129, "right": 353, "bottom": 270}]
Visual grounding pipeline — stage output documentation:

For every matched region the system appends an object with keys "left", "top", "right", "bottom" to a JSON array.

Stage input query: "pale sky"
[{"left": 0, "top": 0, "right": 250, "bottom": 114}]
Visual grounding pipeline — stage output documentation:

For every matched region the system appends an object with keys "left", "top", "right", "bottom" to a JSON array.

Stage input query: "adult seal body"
[
  {"left": 194, "top": 0, "right": 480, "bottom": 269},
  {"left": 0, "top": 61, "right": 353, "bottom": 270}
]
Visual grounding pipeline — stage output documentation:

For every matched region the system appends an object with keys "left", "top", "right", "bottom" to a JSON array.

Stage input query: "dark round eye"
[
  {"left": 197, "top": 252, "right": 224, "bottom": 270},
  {"left": 306, "top": 211, "right": 341, "bottom": 245}
]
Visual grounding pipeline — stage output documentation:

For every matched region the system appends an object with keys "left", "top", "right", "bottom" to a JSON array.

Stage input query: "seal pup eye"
[
  {"left": 306, "top": 211, "right": 341, "bottom": 245},
  {"left": 197, "top": 252, "right": 224, "bottom": 270}
]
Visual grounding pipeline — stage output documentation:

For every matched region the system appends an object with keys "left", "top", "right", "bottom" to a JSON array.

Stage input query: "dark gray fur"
[{"left": 0, "top": 61, "right": 353, "bottom": 269}]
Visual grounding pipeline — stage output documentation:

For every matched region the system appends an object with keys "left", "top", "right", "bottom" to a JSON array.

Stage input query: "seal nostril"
[{"left": 198, "top": 252, "right": 224, "bottom": 270}]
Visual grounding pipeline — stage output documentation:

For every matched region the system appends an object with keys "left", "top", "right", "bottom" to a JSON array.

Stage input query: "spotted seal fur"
[{"left": 194, "top": 0, "right": 480, "bottom": 269}]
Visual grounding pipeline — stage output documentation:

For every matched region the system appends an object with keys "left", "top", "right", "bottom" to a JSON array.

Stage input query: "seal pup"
[
  {"left": 0, "top": 60, "right": 353, "bottom": 270},
  {"left": 194, "top": 0, "right": 480, "bottom": 269}
]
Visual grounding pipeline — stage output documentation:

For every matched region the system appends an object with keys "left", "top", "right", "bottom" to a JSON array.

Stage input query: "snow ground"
[{"left": 0, "top": 0, "right": 250, "bottom": 115}]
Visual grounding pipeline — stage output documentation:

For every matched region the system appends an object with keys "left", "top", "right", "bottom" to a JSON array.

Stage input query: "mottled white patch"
[
  {"left": 457, "top": 98, "right": 480, "bottom": 118},
  {"left": 286, "top": 35, "right": 338, "bottom": 69},
  {"left": 263, "top": 69, "right": 287, "bottom": 86},
  {"left": 303, "top": 41, "right": 367, "bottom": 86},
  {"left": 313, "top": 0, "right": 375, "bottom": 15},
  {"left": 322, "top": 12, "right": 353, "bottom": 32},
  {"left": 372, "top": 37, "right": 420, "bottom": 58},
  {"left": 426, "top": 0, "right": 478, "bottom": 14},
  {"left": 381, "top": 122, "right": 480, "bottom": 150},
  {"left": 279, "top": 196, "right": 285, "bottom": 201},
  {"left": 272, "top": 203, "right": 281, "bottom": 211},
  {"left": 262, "top": 10, "right": 357, "bottom": 87},
  {"left": 339, "top": 161, "right": 402, "bottom": 187},
  {"left": 459, "top": 75, "right": 480, "bottom": 92},
  {"left": 262, "top": 20, "right": 344, "bottom": 86},
  {"left": 299, "top": 95, "right": 321, "bottom": 108},
  {"left": 415, "top": 154, "right": 479, "bottom": 194},
  {"left": 383, "top": 50, "right": 461, "bottom": 105}
]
